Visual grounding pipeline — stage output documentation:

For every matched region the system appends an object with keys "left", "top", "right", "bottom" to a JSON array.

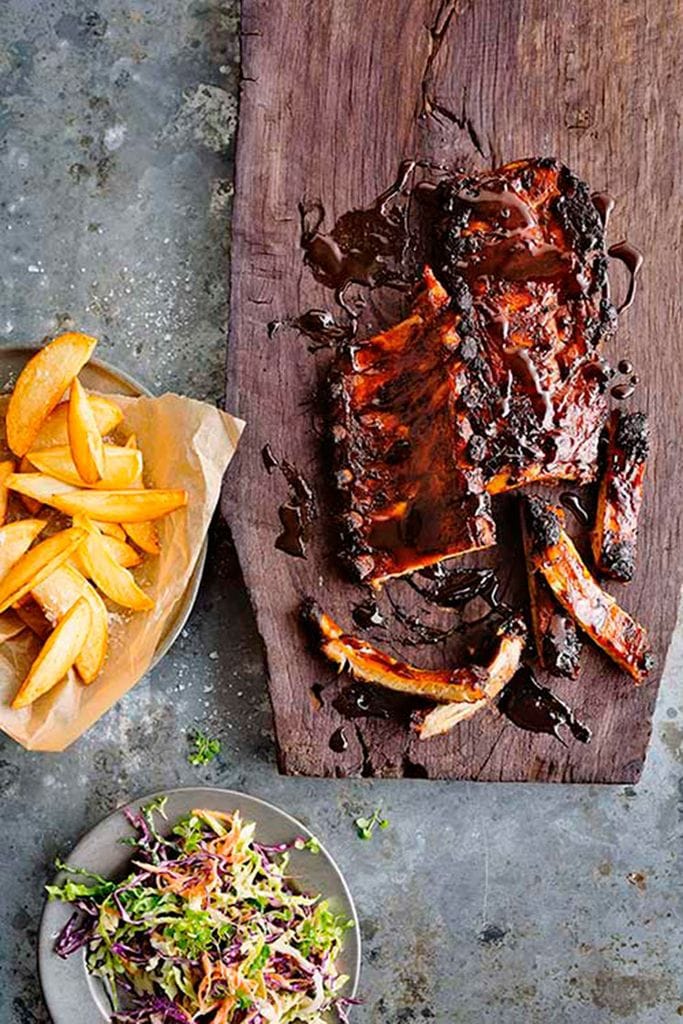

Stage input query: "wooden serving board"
[{"left": 223, "top": 0, "right": 682, "bottom": 781}]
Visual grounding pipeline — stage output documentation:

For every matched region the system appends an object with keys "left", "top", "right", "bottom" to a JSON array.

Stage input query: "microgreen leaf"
[
  {"left": 294, "top": 835, "right": 321, "bottom": 854},
  {"left": 187, "top": 729, "right": 221, "bottom": 766},
  {"left": 354, "top": 808, "right": 389, "bottom": 840}
]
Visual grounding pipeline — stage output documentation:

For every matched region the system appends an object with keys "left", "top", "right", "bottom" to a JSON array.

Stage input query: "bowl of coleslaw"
[{"left": 39, "top": 788, "right": 361, "bottom": 1023}]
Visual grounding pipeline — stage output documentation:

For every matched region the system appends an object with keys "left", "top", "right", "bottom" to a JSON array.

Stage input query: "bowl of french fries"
[{"left": 0, "top": 331, "right": 238, "bottom": 729}]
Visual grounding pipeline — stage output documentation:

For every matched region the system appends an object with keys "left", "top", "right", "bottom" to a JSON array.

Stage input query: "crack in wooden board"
[{"left": 222, "top": 0, "right": 683, "bottom": 781}]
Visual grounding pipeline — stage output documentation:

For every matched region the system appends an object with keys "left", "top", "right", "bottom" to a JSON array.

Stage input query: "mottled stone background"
[{"left": 0, "top": 3, "right": 681, "bottom": 1022}]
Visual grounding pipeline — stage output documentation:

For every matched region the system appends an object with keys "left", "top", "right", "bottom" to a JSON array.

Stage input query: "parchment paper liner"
[{"left": 0, "top": 392, "right": 244, "bottom": 751}]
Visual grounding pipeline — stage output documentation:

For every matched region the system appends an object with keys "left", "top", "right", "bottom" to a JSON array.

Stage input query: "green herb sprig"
[
  {"left": 354, "top": 807, "right": 389, "bottom": 840},
  {"left": 294, "top": 836, "right": 321, "bottom": 854},
  {"left": 188, "top": 729, "right": 221, "bottom": 766}
]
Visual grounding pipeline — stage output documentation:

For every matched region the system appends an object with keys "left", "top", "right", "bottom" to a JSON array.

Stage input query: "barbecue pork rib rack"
[{"left": 331, "top": 158, "right": 616, "bottom": 586}]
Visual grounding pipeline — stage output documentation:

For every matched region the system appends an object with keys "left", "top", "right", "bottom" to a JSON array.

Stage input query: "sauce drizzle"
[
  {"left": 329, "top": 726, "right": 348, "bottom": 752},
  {"left": 266, "top": 451, "right": 317, "bottom": 559},
  {"left": 261, "top": 443, "right": 279, "bottom": 474},
  {"left": 498, "top": 667, "right": 591, "bottom": 743},
  {"left": 591, "top": 191, "right": 616, "bottom": 228},
  {"left": 352, "top": 598, "right": 385, "bottom": 630},
  {"left": 559, "top": 491, "right": 591, "bottom": 527},
  {"left": 607, "top": 240, "right": 643, "bottom": 314}
]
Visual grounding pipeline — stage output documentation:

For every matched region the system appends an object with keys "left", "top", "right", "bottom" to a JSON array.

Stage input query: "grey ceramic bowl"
[
  {"left": 0, "top": 345, "right": 207, "bottom": 667},
  {"left": 39, "top": 787, "right": 361, "bottom": 1023}
]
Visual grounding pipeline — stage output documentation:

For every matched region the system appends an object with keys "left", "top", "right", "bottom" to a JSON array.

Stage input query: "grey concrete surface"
[{"left": 0, "top": 3, "right": 681, "bottom": 1023}]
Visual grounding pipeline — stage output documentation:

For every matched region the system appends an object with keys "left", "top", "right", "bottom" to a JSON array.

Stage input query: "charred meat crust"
[
  {"left": 521, "top": 502, "right": 582, "bottom": 678},
  {"left": 592, "top": 411, "right": 649, "bottom": 582},
  {"left": 431, "top": 156, "right": 613, "bottom": 320},
  {"left": 302, "top": 598, "right": 489, "bottom": 703},
  {"left": 426, "top": 157, "right": 613, "bottom": 489},
  {"left": 524, "top": 494, "right": 562, "bottom": 550},
  {"left": 522, "top": 496, "right": 654, "bottom": 682},
  {"left": 541, "top": 619, "right": 582, "bottom": 678},
  {"left": 614, "top": 411, "right": 649, "bottom": 463},
  {"left": 598, "top": 539, "right": 636, "bottom": 583}
]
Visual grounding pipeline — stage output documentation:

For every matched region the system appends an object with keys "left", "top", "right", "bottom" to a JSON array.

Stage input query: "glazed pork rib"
[
  {"left": 331, "top": 159, "right": 615, "bottom": 585},
  {"left": 591, "top": 410, "right": 649, "bottom": 582},
  {"left": 411, "top": 616, "right": 527, "bottom": 739},
  {"left": 330, "top": 268, "right": 496, "bottom": 583},
  {"left": 521, "top": 504, "right": 582, "bottom": 678},
  {"left": 523, "top": 496, "right": 653, "bottom": 683},
  {"left": 429, "top": 156, "right": 615, "bottom": 496},
  {"left": 303, "top": 598, "right": 488, "bottom": 704}
]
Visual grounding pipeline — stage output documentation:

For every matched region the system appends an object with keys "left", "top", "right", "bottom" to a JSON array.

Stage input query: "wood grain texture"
[{"left": 223, "top": 0, "right": 683, "bottom": 781}]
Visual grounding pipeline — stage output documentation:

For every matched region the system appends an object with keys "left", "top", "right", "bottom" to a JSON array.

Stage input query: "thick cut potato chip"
[
  {"left": 32, "top": 565, "right": 108, "bottom": 683},
  {"left": 0, "top": 519, "right": 46, "bottom": 579},
  {"left": 6, "top": 472, "right": 75, "bottom": 506},
  {"left": 0, "top": 526, "right": 86, "bottom": 614},
  {"left": 93, "top": 521, "right": 126, "bottom": 541},
  {"left": 0, "top": 610, "right": 27, "bottom": 644},
  {"left": 51, "top": 488, "right": 187, "bottom": 523},
  {"left": 12, "top": 596, "right": 91, "bottom": 708},
  {"left": 0, "top": 460, "right": 15, "bottom": 523},
  {"left": 101, "top": 535, "right": 142, "bottom": 568},
  {"left": 78, "top": 531, "right": 154, "bottom": 611},
  {"left": 70, "top": 517, "right": 140, "bottom": 569},
  {"left": 27, "top": 445, "right": 143, "bottom": 490},
  {"left": 71, "top": 535, "right": 141, "bottom": 574},
  {"left": 123, "top": 435, "right": 160, "bottom": 553},
  {"left": 33, "top": 395, "right": 122, "bottom": 449},
  {"left": 6, "top": 332, "right": 98, "bottom": 457},
  {"left": 123, "top": 520, "right": 160, "bottom": 555},
  {"left": 68, "top": 377, "right": 105, "bottom": 483}
]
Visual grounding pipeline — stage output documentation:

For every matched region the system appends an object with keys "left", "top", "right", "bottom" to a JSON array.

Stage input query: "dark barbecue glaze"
[
  {"left": 523, "top": 495, "right": 653, "bottom": 682},
  {"left": 591, "top": 410, "right": 649, "bottom": 581},
  {"left": 498, "top": 665, "right": 591, "bottom": 742},
  {"left": 520, "top": 503, "right": 582, "bottom": 678},
  {"left": 330, "top": 159, "right": 616, "bottom": 584}
]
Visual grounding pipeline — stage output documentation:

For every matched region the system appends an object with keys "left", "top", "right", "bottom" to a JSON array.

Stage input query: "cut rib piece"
[
  {"left": 303, "top": 599, "right": 487, "bottom": 704},
  {"left": 591, "top": 410, "right": 649, "bottom": 582},
  {"left": 331, "top": 268, "right": 496, "bottom": 584},
  {"left": 425, "top": 157, "right": 614, "bottom": 494},
  {"left": 521, "top": 503, "right": 582, "bottom": 678},
  {"left": 411, "top": 616, "right": 527, "bottom": 739},
  {"left": 523, "top": 496, "right": 653, "bottom": 683}
]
